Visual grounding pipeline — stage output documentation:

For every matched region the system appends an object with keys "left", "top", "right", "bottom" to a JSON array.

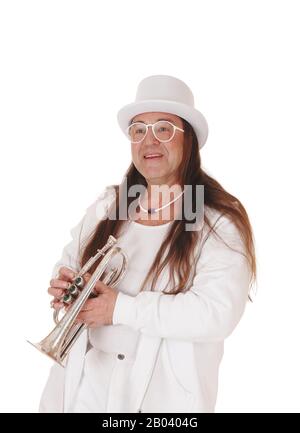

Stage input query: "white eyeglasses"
[{"left": 126, "top": 120, "right": 185, "bottom": 144}]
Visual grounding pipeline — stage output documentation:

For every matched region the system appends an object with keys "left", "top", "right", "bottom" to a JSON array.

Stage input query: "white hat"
[{"left": 117, "top": 74, "right": 208, "bottom": 149}]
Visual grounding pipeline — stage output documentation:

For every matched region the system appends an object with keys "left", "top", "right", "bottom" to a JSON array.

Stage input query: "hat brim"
[{"left": 117, "top": 99, "right": 208, "bottom": 149}]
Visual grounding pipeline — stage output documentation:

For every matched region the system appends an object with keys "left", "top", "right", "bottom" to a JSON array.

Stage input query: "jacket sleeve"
[{"left": 112, "top": 215, "right": 252, "bottom": 342}]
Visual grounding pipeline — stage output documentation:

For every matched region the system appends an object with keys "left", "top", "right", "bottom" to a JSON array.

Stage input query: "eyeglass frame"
[{"left": 126, "top": 120, "right": 185, "bottom": 144}]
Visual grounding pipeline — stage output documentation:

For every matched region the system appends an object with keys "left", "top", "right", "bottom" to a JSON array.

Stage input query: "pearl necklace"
[{"left": 138, "top": 190, "right": 184, "bottom": 214}]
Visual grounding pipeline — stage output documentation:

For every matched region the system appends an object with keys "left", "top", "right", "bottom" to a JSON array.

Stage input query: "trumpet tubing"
[{"left": 28, "top": 235, "right": 128, "bottom": 366}]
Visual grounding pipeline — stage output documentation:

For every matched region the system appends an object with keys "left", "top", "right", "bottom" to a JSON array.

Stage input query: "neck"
[
  {"left": 145, "top": 184, "right": 182, "bottom": 205},
  {"left": 135, "top": 184, "right": 183, "bottom": 223}
]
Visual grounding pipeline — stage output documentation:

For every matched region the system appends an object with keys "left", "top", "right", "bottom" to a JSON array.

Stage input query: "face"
[{"left": 130, "top": 112, "right": 184, "bottom": 187}]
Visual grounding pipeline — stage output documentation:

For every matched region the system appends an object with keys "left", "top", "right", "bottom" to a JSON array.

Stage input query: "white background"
[{"left": 0, "top": 0, "right": 299, "bottom": 412}]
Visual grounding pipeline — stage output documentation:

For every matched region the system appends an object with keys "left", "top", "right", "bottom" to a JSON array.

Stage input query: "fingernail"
[{"left": 63, "top": 282, "right": 69, "bottom": 288}]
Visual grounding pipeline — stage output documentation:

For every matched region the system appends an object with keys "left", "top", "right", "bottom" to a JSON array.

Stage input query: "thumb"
[
  {"left": 93, "top": 280, "right": 109, "bottom": 294},
  {"left": 83, "top": 272, "right": 92, "bottom": 283}
]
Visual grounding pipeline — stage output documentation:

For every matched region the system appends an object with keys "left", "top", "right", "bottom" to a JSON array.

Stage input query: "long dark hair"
[{"left": 80, "top": 118, "right": 257, "bottom": 297}]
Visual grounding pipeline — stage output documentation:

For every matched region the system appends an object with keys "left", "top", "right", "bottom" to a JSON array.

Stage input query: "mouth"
[{"left": 143, "top": 153, "right": 164, "bottom": 160}]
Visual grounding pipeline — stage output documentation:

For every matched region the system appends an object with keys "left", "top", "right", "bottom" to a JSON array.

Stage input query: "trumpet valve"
[
  {"left": 74, "top": 276, "right": 85, "bottom": 288},
  {"left": 62, "top": 293, "right": 73, "bottom": 304},
  {"left": 68, "top": 284, "right": 80, "bottom": 297}
]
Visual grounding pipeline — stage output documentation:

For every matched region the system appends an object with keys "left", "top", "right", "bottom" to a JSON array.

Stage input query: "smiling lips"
[{"left": 143, "top": 153, "right": 163, "bottom": 159}]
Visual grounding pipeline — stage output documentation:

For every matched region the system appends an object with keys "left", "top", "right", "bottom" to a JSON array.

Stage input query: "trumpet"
[{"left": 28, "top": 235, "right": 128, "bottom": 367}]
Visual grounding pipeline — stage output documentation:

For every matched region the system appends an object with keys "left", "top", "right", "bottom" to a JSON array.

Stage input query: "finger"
[
  {"left": 51, "top": 299, "right": 64, "bottom": 310},
  {"left": 80, "top": 298, "right": 98, "bottom": 312},
  {"left": 48, "top": 287, "right": 65, "bottom": 297},
  {"left": 58, "top": 267, "right": 76, "bottom": 281},
  {"left": 93, "top": 280, "right": 108, "bottom": 294},
  {"left": 74, "top": 315, "right": 84, "bottom": 325},
  {"left": 83, "top": 272, "right": 92, "bottom": 283},
  {"left": 87, "top": 322, "right": 98, "bottom": 329},
  {"left": 76, "top": 310, "right": 95, "bottom": 322},
  {"left": 49, "top": 279, "right": 71, "bottom": 290}
]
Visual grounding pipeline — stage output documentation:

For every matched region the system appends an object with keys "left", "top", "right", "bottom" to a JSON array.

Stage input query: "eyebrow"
[{"left": 130, "top": 118, "right": 175, "bottom": 124}]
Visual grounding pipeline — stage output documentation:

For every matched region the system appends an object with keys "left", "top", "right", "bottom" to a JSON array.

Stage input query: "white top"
[{"left": 88, "top": 219, "right": 173, "bottom": 358}]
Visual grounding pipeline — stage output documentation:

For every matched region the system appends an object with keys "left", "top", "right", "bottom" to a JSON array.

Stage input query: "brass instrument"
[{"left": 28, "top": 235, "right": 128, "bottom": 367}]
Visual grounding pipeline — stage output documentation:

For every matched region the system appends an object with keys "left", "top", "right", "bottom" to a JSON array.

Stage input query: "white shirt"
[{"left": 88, "top": 219, "right": 173, "bottom": 358}]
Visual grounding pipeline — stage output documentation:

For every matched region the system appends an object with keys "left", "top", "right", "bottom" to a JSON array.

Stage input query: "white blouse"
[{"left": 88, "top": 219, "right": 173, "bottom": 358}]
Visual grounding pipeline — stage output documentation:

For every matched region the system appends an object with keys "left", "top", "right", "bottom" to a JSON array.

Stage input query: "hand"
[
  {"left": 75, "top": 273, "right": 119, "bottom": 327},
  {"left": 48, "top": 266, "right": 76, "bottom": 310}
]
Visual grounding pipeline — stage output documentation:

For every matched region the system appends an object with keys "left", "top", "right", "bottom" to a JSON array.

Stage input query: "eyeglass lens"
[{"left": 128, "top": 121, "right": 175, "bottom": 142}]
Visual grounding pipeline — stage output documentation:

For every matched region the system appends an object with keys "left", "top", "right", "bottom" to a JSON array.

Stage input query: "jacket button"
[{"left": 117, "top": 353, "right": 125, "bottom": 360}]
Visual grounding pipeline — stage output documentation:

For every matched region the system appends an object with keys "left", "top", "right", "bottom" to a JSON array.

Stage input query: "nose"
[{"left": 143, "top": 125, "right": 159, "bottom": 145}]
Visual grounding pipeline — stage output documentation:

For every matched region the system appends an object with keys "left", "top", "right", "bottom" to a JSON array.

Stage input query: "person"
[{"left": 39, "top": 74, "right": 256, "bottom": 413}]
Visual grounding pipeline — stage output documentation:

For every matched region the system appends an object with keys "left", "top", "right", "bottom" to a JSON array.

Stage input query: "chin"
[{"left": 145, "top": 170, "right": 165, "bottom": 179}]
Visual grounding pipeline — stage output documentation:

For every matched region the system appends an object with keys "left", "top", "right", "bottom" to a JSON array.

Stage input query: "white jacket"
[{"left": 39, "top": 186, "right": 252, "bottom": 413}]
